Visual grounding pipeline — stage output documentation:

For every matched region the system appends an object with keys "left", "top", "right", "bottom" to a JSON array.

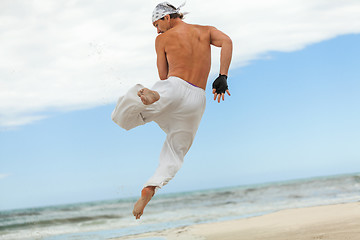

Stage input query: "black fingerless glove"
[{"left": 212, "top": 74, "right": 228, "bottom": 94}]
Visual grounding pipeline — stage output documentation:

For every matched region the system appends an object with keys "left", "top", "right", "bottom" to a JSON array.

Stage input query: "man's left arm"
[{"left": 210, "top": 27, "right": 233, "bottom": 102}]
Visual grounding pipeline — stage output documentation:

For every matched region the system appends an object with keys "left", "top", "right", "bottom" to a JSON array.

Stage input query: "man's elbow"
[
  {"left": 159, "top": 73, "right": 168, "bottom": 80},
  {"left": 224, "top": 36, "right": 232, "bottom": 47}
]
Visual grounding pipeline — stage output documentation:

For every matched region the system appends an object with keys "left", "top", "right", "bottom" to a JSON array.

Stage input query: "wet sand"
[{"left": 112, "top": 202, "right": 360, "bottom": 240}]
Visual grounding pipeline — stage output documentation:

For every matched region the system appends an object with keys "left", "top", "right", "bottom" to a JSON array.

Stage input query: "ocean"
[{"left": 1, "top": 173, "right": 359, "bottom": 240}]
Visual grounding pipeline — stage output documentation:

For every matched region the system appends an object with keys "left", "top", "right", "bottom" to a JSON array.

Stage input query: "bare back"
[{"left": 156, "top": 23, "right": 212, "bottom": 90}]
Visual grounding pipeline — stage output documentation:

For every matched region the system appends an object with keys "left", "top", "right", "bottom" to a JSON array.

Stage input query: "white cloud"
[
  {"left": 1, "top": 0, "right": 360, "bottom": 128},
  {"left": 0, "top": 173, "right": 11, "bottom": 179}
]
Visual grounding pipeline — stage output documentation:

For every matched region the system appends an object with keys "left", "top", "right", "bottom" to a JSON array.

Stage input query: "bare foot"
[
  {"left": 137, "top": 88, "right": 160, "bottom": 105},
  {"left": 133, "top": 186, "right": 155, "bottom": 219}
]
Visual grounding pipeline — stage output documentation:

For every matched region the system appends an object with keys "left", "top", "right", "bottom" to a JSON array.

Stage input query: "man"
[{"left": 111, "top": 2, "right": 232, "bottom": 219}]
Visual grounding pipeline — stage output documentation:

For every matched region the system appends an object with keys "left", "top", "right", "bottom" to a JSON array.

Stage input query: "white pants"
[{"left": 112, "top": 76, "right": 206, "bottom": 190}]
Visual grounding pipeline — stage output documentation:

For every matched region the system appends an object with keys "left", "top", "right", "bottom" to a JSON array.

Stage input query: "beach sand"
[{"left": 112, "top": 202, "right": 360, "bottom": 240}]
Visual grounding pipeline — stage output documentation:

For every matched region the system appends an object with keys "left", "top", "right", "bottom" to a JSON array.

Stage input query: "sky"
[{"left": 1, "top": 0, "right": 360, "bottom": 210}]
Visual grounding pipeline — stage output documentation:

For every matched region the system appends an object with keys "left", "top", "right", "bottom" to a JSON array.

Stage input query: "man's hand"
[{"left": 212, "top": 74, "right": 231, "bottom": 103}]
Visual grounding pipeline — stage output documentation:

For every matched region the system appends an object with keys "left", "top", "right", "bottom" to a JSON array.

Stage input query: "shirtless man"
[{"left": 111, "top": 2, "right": 232, "bottom": 219}]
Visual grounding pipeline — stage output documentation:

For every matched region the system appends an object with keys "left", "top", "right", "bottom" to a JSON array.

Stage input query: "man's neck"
[{"left": 170, "top": 18, "right": 183, "bottom": 29}]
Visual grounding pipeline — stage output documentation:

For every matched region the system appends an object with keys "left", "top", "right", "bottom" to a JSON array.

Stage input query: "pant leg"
[
  {"left": 111, "top": 84, "right": 147, "bottom": 131},
  {"left": 144, "top": 77, "right": 206, "bottom": 191},
  {"left": 111, "top": 80, "right": 175, "bottom": 130},
  {"left": 144, "top": 129, "right": 194, "bottom": 190}
]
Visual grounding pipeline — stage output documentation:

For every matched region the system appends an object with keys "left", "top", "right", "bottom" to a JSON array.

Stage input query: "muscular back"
[{"left": 156, "top": 23, "right": 212, "bottom": 89}]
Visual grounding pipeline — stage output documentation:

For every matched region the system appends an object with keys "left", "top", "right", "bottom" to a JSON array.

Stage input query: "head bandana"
[{"left": 152, "top": 2, "right": 186, "bottom": 23}]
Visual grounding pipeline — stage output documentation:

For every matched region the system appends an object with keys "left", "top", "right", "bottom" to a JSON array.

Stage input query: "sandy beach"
[{"left": 113, "top": 202, "right": 360, "bottom": 240}]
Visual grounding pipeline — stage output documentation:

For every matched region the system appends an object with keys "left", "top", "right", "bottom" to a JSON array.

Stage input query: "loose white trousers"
[{"left": 111, "top": 77, "right": 206, "bottom": 190}]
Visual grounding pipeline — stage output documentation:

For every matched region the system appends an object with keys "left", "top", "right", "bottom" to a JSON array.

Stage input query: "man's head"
[{"left": 152, "top": 2, "right": 185, "bottom": 34}]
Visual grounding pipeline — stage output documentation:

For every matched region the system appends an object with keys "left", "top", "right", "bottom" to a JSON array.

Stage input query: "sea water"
[{"left": 1, "top": 173, "right": 359, "bottom": 240}]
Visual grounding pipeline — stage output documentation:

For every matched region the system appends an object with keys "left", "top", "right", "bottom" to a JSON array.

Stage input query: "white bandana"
[{"left": 152, "top": 2, "right": 186, "bottom": 23}]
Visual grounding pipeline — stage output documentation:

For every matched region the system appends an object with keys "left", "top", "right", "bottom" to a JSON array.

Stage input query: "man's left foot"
[
  {"left": 137, "top": 88, "right": 160, "bottom": 105},
  {"left": 133, "top": 186, "right": 155, "bottom": 219}
]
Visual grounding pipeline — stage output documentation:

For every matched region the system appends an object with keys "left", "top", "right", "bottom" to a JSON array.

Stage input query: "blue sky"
[
  {"left": 1, "top": 0, "right": 360, "bottom": 211},
  {"left": 1, "top": 33, "right": 359, "bottom": 210}
]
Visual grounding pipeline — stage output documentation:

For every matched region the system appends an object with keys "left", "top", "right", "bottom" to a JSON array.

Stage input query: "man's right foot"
[
  {"left": 137, "top": 88, "right": 160, "bottom": 105},
  {"left": 132, "top": 186, "right": 155, "bottom": 219}
]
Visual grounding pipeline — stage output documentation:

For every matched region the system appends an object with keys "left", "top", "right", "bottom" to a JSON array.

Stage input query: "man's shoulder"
[
  {"left": 155, "top": 32, "right": 165, "bottom": 40},
  {"left": 188, "top": 23, "right": 214, "bottom": 31},
  {"left": 155, "top": 33, "right": 166, "bottom": 45}
]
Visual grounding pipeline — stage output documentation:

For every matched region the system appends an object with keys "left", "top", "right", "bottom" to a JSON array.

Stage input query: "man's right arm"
[{"left": 155, "top": 35, "right": 169, "bottom": 80}]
